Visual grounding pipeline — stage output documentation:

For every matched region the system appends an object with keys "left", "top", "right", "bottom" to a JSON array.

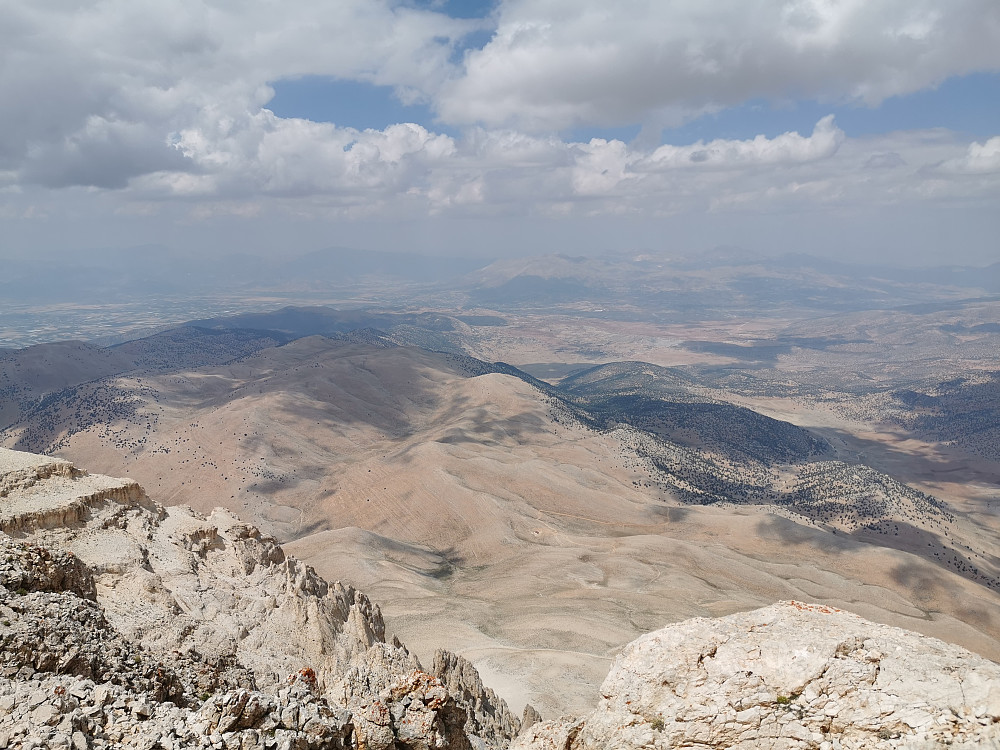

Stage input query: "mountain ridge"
[{"left": 3, "top": 326, "right": 1000, "bottom": 717}]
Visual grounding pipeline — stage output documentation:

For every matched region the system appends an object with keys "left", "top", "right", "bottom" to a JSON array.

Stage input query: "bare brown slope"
[{"left": 3, "top": 336, "right": 999, "bottom": 717}]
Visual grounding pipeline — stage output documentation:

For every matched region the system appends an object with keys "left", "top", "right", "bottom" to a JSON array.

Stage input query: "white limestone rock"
[
  {"left": 0, "top": 447, "right": 521, "bottom": 749},
  {"left": 513, "top": 601, "right": 1000, "bottom": 750}
]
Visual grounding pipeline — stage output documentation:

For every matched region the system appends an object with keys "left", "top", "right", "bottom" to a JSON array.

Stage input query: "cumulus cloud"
[
  {"left": 0, "top": 0, "right": 997, "bottom": 231},
  {"left": 638, "top": 116, "right": 844, "bottom": 171},
  {"left": 572, "top": 138, "right": 630, "bottom": 195},
  {"left": 938, "top": 136, "right": 1000, "bottom": 173},
  {"left": 406, "top": 120, "right": 995, "bottom": 219},
  {"left": 0, "top": 0, "right": 473, "bottom": 189},
  {"left": 865, "top": 152, "right": 907, "bottom": 170},
  {"left": 151, "top": 112, "right": 457, "bottom": 201},
  {"left": 438, "top": 0, "right": 1000, "bottom": 130}
]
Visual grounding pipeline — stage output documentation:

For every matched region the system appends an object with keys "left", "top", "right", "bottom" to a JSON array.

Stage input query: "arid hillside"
[
  {"left": 3, "top": 333, "right": 999, "bottom": 717},
  {"left": 3, "top": 447, "right": 998, "bottom": 749}
]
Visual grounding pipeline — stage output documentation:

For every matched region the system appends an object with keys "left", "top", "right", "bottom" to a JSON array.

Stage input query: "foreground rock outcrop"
[
  {"left": 0, "top": 448, "right": 520, "bottom": 749},
  {"left": 513, "top": 601, "right": 1000, "bottom": 750},
  {"left": 5, "top": 447, "right": 1000, "bottom": 750}
]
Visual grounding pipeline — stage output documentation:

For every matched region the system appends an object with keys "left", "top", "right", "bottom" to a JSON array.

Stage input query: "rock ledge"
[{"left": 513, "top": 601, "right": 1000, "bottom": 750}]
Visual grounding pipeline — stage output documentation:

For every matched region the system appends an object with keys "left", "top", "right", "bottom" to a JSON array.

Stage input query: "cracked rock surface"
[
  {"left": 513, "top": 601, "right": 1000, "bottom": 750},
  {"left": 0, "top": 448, "right": 521, "bottom": 749}
]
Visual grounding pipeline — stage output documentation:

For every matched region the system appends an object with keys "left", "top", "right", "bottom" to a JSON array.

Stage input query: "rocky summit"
[
  {"left": 0, "top": 448, "right": 523, "bottom": 749},
  {"left": 513, "top": 601, "right": 1000, "bottom": 750},
  {"left": 2, "top": 447, "right": 1000, "bottom": 750}
]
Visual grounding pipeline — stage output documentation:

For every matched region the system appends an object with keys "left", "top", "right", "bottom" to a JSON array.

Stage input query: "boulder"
[{"left": 513, "top": 601, "right": 1000, "bottom": 750}]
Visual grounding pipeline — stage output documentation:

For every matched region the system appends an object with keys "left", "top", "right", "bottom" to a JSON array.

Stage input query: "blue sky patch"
[
  {"left": 662, "top": 73, "right": 1000, "bottom": 144},
  {"left": 413, "top": 0, "right": 496, "bottom": 19},
  {"left": 267, "top": 77, "right": 456, "bottom": 135},
  {"left": 270, "top": 71, "right": 999, "bottom": 146}
]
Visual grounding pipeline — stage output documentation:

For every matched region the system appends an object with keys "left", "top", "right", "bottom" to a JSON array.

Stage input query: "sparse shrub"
[
  {"left": 649, "top": 717, "right": 665, "bottom": 731},
  {"left": 776, "top": 695, "right": 791, "bottom": 705}
]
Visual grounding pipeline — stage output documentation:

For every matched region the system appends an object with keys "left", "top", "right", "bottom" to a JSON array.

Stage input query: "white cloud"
[
  {"left": 0, "top": 0, "right": 474, "bottom": 189},
  {"left": 938, "top": 136, "right": 1000, "bottom": 174},
  {"left": 438, "top": 0, "right": 1000, "bottom": 130},
  {"left": 639, "top": 116, "right": 844, "bottom": 171},
  {"left": 0, "top": 0, "right": 997, "bottom": 247},
  {"left": 8, "top": 106, "right": 988, "bottom": 226},
  {"left": 572, "top": 139, "right": 630, "bottom": 195},
  {"left": 140, "top": 111, "right": 458, "bottom": 204},
  {"left": 408, "top": 120, "right": 995, "bottom": 220}
]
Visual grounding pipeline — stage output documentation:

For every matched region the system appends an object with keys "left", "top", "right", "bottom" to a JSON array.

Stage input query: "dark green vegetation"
[
  {"left": 580, "top": 395, "right": 827, "bottom": 463},
  {"left": 882, "top": 374, "right": 1000, "bottom": 462},
  {"left": 557, "top": 361, "right": 700, "bottom": 401}
]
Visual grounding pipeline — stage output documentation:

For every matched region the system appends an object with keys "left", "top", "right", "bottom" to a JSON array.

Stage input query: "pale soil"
[
  {"left": 290, "top": 498, "right": 1000, "bottom": 716},
  {"left": 6, "top": 338, "right": 999, "bottom": 717}
]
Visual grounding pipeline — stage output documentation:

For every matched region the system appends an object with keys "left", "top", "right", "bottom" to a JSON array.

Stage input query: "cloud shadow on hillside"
[{"left": 813, "top": 425, "right": 997, "bottom": 488}]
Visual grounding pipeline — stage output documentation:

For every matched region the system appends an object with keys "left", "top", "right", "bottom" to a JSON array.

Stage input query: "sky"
[{"left": 1, "top": 0, "right": 999, "bottom": 266}]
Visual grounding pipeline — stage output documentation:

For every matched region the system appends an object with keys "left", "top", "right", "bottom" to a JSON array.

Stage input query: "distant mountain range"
[
  {"left": 461, "top": 252, "right": 1000, "bottom": 317},
  {"left": 3, "top": 244, "right": 998, "bottom": 313}
]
